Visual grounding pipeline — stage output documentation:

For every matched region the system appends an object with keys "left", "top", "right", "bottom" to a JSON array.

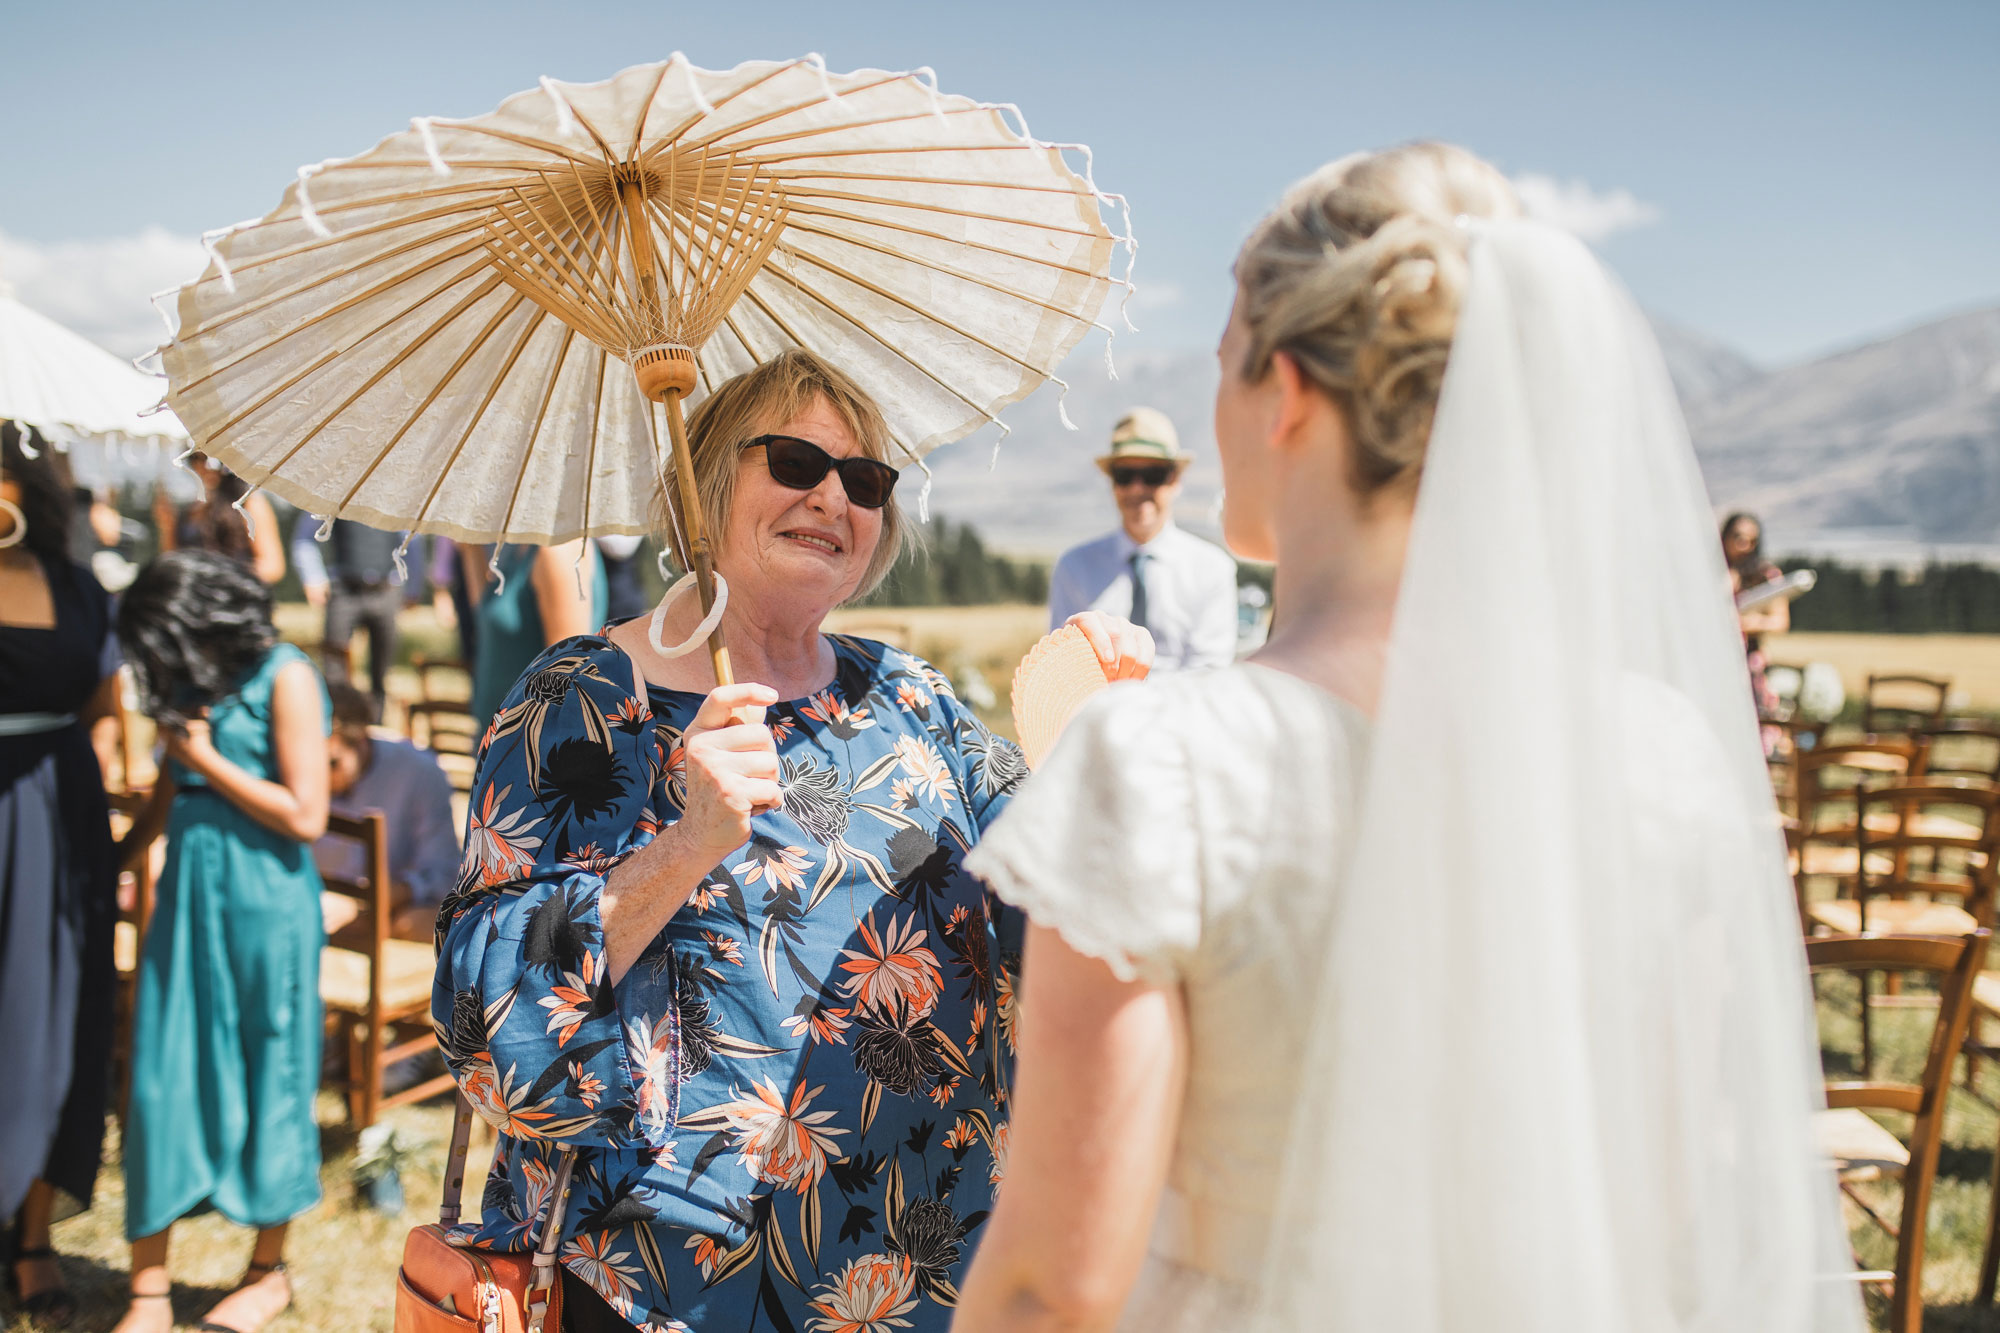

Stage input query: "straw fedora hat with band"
[{"left": 1096, "top": 407, "right": 1188, "bottom": 474}]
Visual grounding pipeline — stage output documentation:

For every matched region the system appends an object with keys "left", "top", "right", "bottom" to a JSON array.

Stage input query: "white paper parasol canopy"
[{"left": 160, "top": 55, "right": 1130, "bottom": 549}]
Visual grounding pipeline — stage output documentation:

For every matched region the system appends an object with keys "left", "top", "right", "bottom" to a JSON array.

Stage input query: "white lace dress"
[{"left": 965, "top": 663, "right": 1371, "bottom": 1331}]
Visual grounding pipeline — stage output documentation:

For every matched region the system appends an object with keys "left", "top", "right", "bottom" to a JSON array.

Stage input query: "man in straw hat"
[{"left": 1047, "top": 407, "right": 1238, "bottom": 671}]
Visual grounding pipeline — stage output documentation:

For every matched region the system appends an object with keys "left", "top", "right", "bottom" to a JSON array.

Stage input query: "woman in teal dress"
[
  {"left": 470, "top": 539, "right": 606, "bottom": 728},
  {"left": 113, "top": 552, "right": 330, "bottom": 1333}
]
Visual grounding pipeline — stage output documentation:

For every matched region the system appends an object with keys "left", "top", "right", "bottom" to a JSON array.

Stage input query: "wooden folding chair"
[
  {"left": 406, "top": 697, "right": 482, "bottom": 796},
  {"left": 1864, "top": 674, "right": 1952, "bottom": 737},
  {"left": 1793, "top": 740, "right": 1925, "bottom": 891},
  {"left": 318, "top": 811, "right": 453, "bottom": 1127},
  {"left": 1809, "top": 930, "right": 1986, "bottom": 1333},
  {"left": 1915, "top": 718, "right": 2000, "bottom": 785}
]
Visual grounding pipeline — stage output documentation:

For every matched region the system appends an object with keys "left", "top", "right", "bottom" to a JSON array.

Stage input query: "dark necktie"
[{"left": 1128, "top": 550, "right": 1149, "bottom": 631}]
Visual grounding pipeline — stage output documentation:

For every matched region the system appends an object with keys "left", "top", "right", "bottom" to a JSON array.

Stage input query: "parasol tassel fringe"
[
  {"left": 539, "top": 77, "right": 579, "bottom": 138},
  {"left": 138, "top": 395, "right": 172, "bottom": 418},
  {"left": 393, "top": 532, "right": 413, "bottom": 584},
  {"left": 413, "top": 117, "right": 452, "bottom": 176},
  {"left": 805, "top": 53, "right": 839, "bottom": 102},
  {"left": 171, "top": 445, "right": 198, "bottom": 479},
  {"left": 145, "top": 288, "right": 182, "bottom": 349},
  {"left": 231, "top": 485, "right": 260, "bottom": 541},
  {"left": 1054, "top": 378, "right": 1077, "bottom": 430},
  {"left": 573, "top": 541, "right": 587, "bottom": 599},
  {"left": 988, "top": 418, "right": 1013, "bottom": 472},
  {"left": 914, "top": 67, "right": 948, "bottom": 122},
  {"left": 912, "top": 455, "right": 934, "bottom": 523},
  {"left": 295, "top": 166, "right": 333, "bottom": 238},
  {"left": 201, "top": 229, "right": 239, "bottom": 294},
  {"left": 488, "top": 544, "right": 507, "bottom": 596},
  {"left": 671, "top": 52, "right": 715, "bottom": 115},
  {"left": 314, "top": 513, "right": 334, "bottom": 541}
]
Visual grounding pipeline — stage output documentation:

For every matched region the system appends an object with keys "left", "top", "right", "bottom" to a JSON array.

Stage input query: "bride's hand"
[{"left": 1065, "top": 611, "right": 1154, "bottom": 682}]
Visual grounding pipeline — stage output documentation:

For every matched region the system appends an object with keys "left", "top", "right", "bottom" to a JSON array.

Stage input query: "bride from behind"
[{"left": 952, "top": 142, "right": 1860, "bottom": 1332}]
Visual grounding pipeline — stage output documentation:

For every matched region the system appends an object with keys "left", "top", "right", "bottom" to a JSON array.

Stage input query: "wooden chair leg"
[
  {"left": 346, "top": 1019, "right": 370, "bottom": 1127},
  {"left": 362, "top": 1016, "right": 384, "bottom": 1129},
  {"left": 1861, "top": 970, "right": 1875, "bottom": 1078},
  {"left": 1982, "top": 1110, "right": 2000, "bottom": 1305}
]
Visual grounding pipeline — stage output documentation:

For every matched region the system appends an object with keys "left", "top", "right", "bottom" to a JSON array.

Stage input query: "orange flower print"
[
  {"left": 568, "top": 1060, "right": 605, "bottom": 1109},
  {"left": 769, "top": 714, "right": 797, "bottom": 743},
  {"left": 703, "top": 930, "right": 744, "bottom": 966},
  {"left": 942, "top": 1118, "right": 977, "bottom": 1152},
  {"left": 889, "top": 777, "right": 916, "bottom": 812},
  {"left": 927, "top": 1075, "right": 960, "bottom": 1108},
  {"left": 801, "top": 689, "right": 874, "bottom": 735},
  {"left": 995, "top": 968, "right": 1019, "bottom": 1055},
  {"left": 895, "top": 680, "right": 931, "bottom": 713},
  {"left": 891, "top": 736, "right": 950, "bottom": 804},
  {"left": 965, "top": 999, "right": 988, "bottom": 1053},
  {"left": 780, "top": 1004, "right": 854, "bottom": 1046},
  {"left": 624, "top": 1014, "right": 676, "bottom": 1138},
  {"left": 609, "top": 695, "right": 651, "bottom": 733},
  {"left": 731, "top": 843, "right": 811, "bottom": 892},
  {"left": 537, "top": 949, "right": 605, "bottom": 1047},
  {"left": 805, "top": 1253, "right": 918, "bottom": 1333},
  {"left": 717, "top": 1078, "right": 848, "bottom": 1193},
  {"left": 463, "top": 1058, "right": 556, "bottom": 1138},
  {"left": 838, "top": 913, "right": 943, "bottom": 1020},
  {"left": 988, "top": 1121, "right": 1011, "bottom": 1194},
  {"left": 563, "top": 1232, "right": 644, "bottom": 1313},
  {"left": 684, "top": 1232, "right": 726, "bottom": 1281},
  {"left": 462, "top": 785, "right": 545, "bottom": 888}
]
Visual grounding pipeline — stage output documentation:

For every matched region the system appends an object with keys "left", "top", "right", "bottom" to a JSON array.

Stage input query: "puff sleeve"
[{"left": 963, "top": 681, "right": 1201, "bottom": 985}]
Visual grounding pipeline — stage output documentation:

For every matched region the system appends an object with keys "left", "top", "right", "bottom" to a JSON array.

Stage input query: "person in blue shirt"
[{"left": 319, "top": 683, "right": 461, "bottom": 940}]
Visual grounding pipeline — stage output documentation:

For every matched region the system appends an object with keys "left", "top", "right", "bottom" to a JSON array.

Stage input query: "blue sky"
[{"left": 3, "top": 0, "right": 1995, "bottom": 366}]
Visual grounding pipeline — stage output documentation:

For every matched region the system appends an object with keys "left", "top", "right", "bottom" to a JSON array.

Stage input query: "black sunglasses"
[
  {"left": 1111, "top": 462, "right": 1176, "bottom": 489},
  {"left": 742, "top": 434, "right": 900, "bottom": 509}
]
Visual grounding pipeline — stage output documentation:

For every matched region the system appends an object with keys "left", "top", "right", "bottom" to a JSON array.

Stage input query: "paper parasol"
[{"left": 158, "top": 54, "right": 1132, "bottom": 682}]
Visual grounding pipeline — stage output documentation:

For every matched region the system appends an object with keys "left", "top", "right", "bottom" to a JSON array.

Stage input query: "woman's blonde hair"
[
  {"left": 1234, "top": 141, "right": 1520, "bottom": 493},
  {"left": 666, "top": 349, "right": 912, "bottom": 599}
]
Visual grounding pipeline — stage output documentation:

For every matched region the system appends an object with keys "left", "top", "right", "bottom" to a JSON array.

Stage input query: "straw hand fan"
[{"left": 159, "top": 55, "right": 1131, "bottom": 682}]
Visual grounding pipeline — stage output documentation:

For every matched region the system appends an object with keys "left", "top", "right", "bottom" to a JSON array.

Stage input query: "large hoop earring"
[{"left": 0, "top": 496, "right": 25, "bottom": 550}]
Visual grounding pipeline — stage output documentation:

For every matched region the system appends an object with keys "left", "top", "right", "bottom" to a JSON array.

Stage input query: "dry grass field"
[
  {"left": 17, "top": 610, "right": 1996, "bottom": 1331},
  {"left": 1764, "top": 632, "right": 2000, "bottom": 714}
]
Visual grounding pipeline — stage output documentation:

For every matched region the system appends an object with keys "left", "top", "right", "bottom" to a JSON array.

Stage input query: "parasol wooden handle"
[{"left": 636, "top": 348, "right": 733, "bottom": 689}]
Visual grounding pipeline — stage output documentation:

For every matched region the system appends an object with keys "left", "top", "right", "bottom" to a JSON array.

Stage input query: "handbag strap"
[
  {"left": 527, "top": 1150, "right": 578, "bottom": 1333},
  {"left": 438, "top": 1092, "right": 477, "bottom": 1226},
  {"left": 436, "top": 1091, "right": 577, "bottom": 1333}
]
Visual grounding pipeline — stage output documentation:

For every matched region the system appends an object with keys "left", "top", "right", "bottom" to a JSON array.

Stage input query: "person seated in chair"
[{"left": 318, "top": 684, "right": 460, "bottom": 941}]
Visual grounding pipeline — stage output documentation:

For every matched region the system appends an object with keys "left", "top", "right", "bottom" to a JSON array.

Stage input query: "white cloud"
[
  {"left": 0, "top": 227, "right": 206, "bottom": 360},
  {"left": 1510, "top": 174, "right": 1662, "bottom": 242}
]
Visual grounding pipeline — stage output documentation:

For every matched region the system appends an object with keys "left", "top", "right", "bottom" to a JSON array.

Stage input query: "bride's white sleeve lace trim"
[{"left": 963, "top": 683, "right": 1201, "bottom": 987}]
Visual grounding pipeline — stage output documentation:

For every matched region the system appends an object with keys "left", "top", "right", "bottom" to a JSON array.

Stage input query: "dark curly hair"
[
  {"left": 2, "top": 419, "right": 77, "bottom": 565},
  {"left": 118, "top": 551, "right": 277, "bottom": 726}
]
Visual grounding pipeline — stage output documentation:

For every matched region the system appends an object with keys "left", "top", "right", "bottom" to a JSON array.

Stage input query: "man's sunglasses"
[
  {"left": 1111, "top": 463, "right": 1177, "bottom": 489},
  {"left": 742, "top": 434, "right": 900, "bottom": 509}
]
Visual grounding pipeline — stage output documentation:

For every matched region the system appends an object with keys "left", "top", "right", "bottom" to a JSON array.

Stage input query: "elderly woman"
[{"left": 434, "top": 349, "right": 1145, "bottom": 1333}]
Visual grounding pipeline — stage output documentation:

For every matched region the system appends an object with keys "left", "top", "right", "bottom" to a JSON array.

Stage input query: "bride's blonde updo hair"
[{"left": 1234, "top": 141, "right": 1520, "bottom": 492}]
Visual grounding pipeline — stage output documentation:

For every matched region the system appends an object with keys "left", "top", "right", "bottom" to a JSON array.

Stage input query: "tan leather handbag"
[{"left": 395, "top": 1095, "right": 576, "bottom": 1333}]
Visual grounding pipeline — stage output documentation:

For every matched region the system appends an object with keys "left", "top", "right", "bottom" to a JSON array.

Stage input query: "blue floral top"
[{"left": 434, "top": 632, "right": 1027, "bottom": 1333}]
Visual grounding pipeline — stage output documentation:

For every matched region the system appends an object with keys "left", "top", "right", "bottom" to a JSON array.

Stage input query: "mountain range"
[{"left": 922, "top": 304, "right": 2000, "bottom": 560}]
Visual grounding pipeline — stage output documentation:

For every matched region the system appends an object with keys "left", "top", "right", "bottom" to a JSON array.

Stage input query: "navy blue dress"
[
  {"left": 435, "top": 632, "right": 1026, "bottom": 1332},
  {"left": 0, "top": 555, "right": 118, "bottom": 1217}
]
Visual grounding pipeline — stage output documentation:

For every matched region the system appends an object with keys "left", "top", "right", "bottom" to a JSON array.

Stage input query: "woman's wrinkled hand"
[
  {"left": 676, "top": 682, "right": 783, "bottom": 864},
  {"left": 1065, "top": 611, "right": 1155, "bottom": 683}
]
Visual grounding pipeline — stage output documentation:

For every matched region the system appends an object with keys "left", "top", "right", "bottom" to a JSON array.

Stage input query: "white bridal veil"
[{"left": 1251, "top": 220, "right": 1862, "bottom": 1331}]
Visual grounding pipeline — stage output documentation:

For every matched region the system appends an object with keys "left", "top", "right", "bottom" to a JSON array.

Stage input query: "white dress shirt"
[{"left": 1047, "top": 521, "right": 1239, "bottom": 671}]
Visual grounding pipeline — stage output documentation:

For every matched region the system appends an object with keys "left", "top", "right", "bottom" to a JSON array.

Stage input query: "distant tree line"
[
  {"left": 861, "top": 516, "right": 1050, "bottom": 606},
  {"left": 1781, "top": 559, "right": 2000, "bottom": 633}
]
